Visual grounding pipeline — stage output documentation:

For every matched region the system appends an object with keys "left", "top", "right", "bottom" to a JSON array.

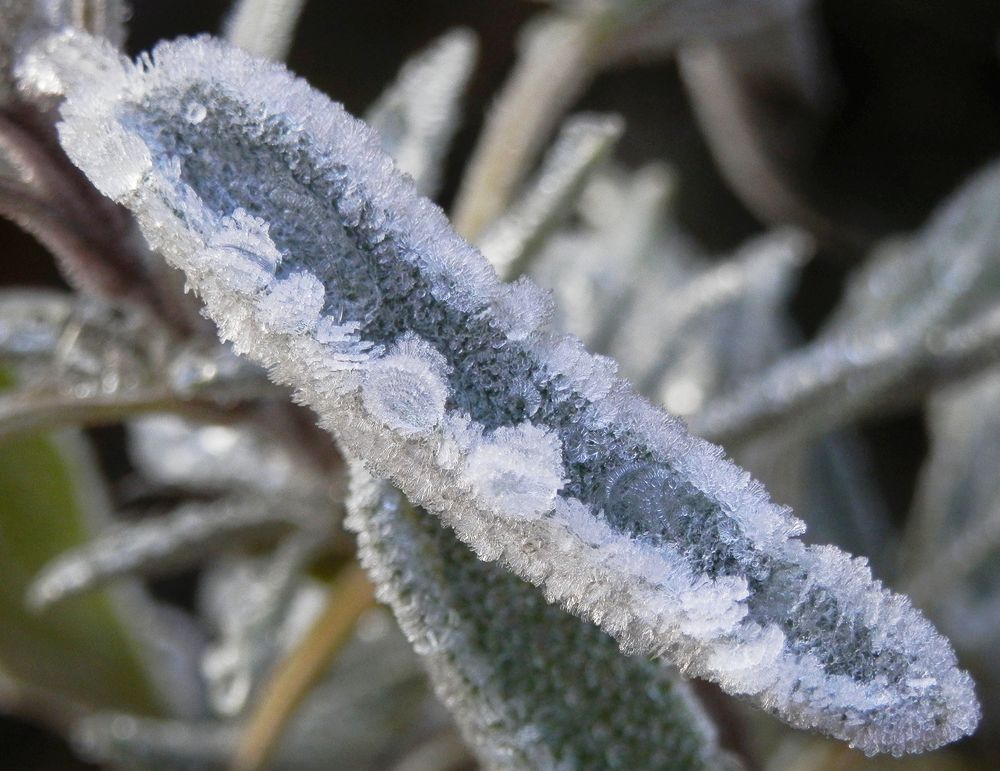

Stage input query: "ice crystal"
[{"left": 37, "top": 32, "right": 980, "bottom": 755}]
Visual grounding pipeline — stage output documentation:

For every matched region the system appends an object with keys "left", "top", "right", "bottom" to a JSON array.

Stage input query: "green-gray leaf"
[{"left": 347, "top": 466, "right": 729, "bottom": 771}]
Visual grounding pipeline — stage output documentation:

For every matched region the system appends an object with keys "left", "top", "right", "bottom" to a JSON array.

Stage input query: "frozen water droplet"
[
  {"left": 361, "top": 350, "right": 448, "bottom": 435},
  {"left": 183, "top": 101, "right": 207, "bottom": 124},
  {"left": 604, "top": 463, "right": 684, "bottom": 538},
  {"left": 465, "top": 423, "right": 565, "bottom": 518},
  {"left": 706, "top": 624, "right": 784, "bottom": 695},
  {"left": 257, "top": 271, "right": 324, "bottom": 334}
]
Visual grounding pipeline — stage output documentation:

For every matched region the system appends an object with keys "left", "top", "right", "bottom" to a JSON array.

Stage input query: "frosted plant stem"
[
  {"left": 692, "top": 339, "right": 914, "bottom": 448},
  {"left": 0, "top": 180, "right": 110, "bottom": 279},
  {"left": 224, "top": 0, "right": 308, "bottom": 62},
  {"left": 695, "top": 162, "right": 1000, "bottom": 447},
  {"left": 27, "top": 497, "right": 322, "bottom": 610},
  {"left": 0, "top": 386, "right": 234, "bottom": 442},
  {"left": 694, "top": 305, "right": 1000, "bottom": 449},
  {"left": 451, "top": 14, "right": 605, "bottom": 240},
  {"left": 231, "top": 562, "right": 375, "bottom": 771},
  {"left": 0, "top": 110, "right": 58, "bottom": 193}
]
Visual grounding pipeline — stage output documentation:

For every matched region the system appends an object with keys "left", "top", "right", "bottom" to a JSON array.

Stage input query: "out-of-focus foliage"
[{"left": 0, "top": 367, "right": 169, "bottom": 719}]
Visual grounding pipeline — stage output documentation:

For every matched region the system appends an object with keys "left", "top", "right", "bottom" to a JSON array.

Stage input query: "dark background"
[{"left": 2, "top": 1, "right": 1000, "bottom": 767}]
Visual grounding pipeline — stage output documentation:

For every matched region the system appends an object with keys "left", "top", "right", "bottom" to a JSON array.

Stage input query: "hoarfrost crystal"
[{"left": 39, "top": 31, "right": 980, "bottom": 755}]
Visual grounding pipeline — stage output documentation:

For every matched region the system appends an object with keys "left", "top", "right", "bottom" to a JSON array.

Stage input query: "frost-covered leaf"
[
  {"left": 366, "top": 29, "right": 477, "bottom": 197},
  {"left": 827, "top": 192, "right": 1000, "bottom": 343},
  {"left": 532, "top": 163, "right": 679, "bottom": 356},
  {"left": 0, "top": 104, "right": 198, "bottom": 326},
  {"left": 198, "top": 535, "right": 332, "bottom": 717},
  {"left": 348, "top": 468, "right": 727, "bottom": 770},
  {"left": 122, "top": 410, "right": 345, "bottom": 721},
  {"left": 537, "top": 188, "right": 889, "bottom": 576},
  {"left": 42, "top": 33, "right": 980, "bottom": 754},
  {"left": 27, "top": 495, "right": 328, "bottom": 610},
  {"left": 573, "top": 209, "right": 889, "bottom": 576},
  {"left": 693, "top": 162, "right": 1000, "bottom": 446},
  {"left": 224, "top": 0, "right": 307, "bottom": 62},
  {"left": 531, "top": 169, "right": 806, "bottom": 414},
  {"left": 633, "top": 229, "right": 809, "bottom": 401},
  {"left": 740, "top": 429, "right": 895, "bottom": 581},
  {"left": 480, "top": 113, "right": 623, "bottom": 279},
  {"left": 764, "top": 733, "right": 975, "bottom": 771}
]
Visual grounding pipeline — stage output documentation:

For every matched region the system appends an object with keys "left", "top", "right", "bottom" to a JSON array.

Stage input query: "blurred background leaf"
[{"left": 0, "top": 367, "right": 167, "bottom": 721}]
